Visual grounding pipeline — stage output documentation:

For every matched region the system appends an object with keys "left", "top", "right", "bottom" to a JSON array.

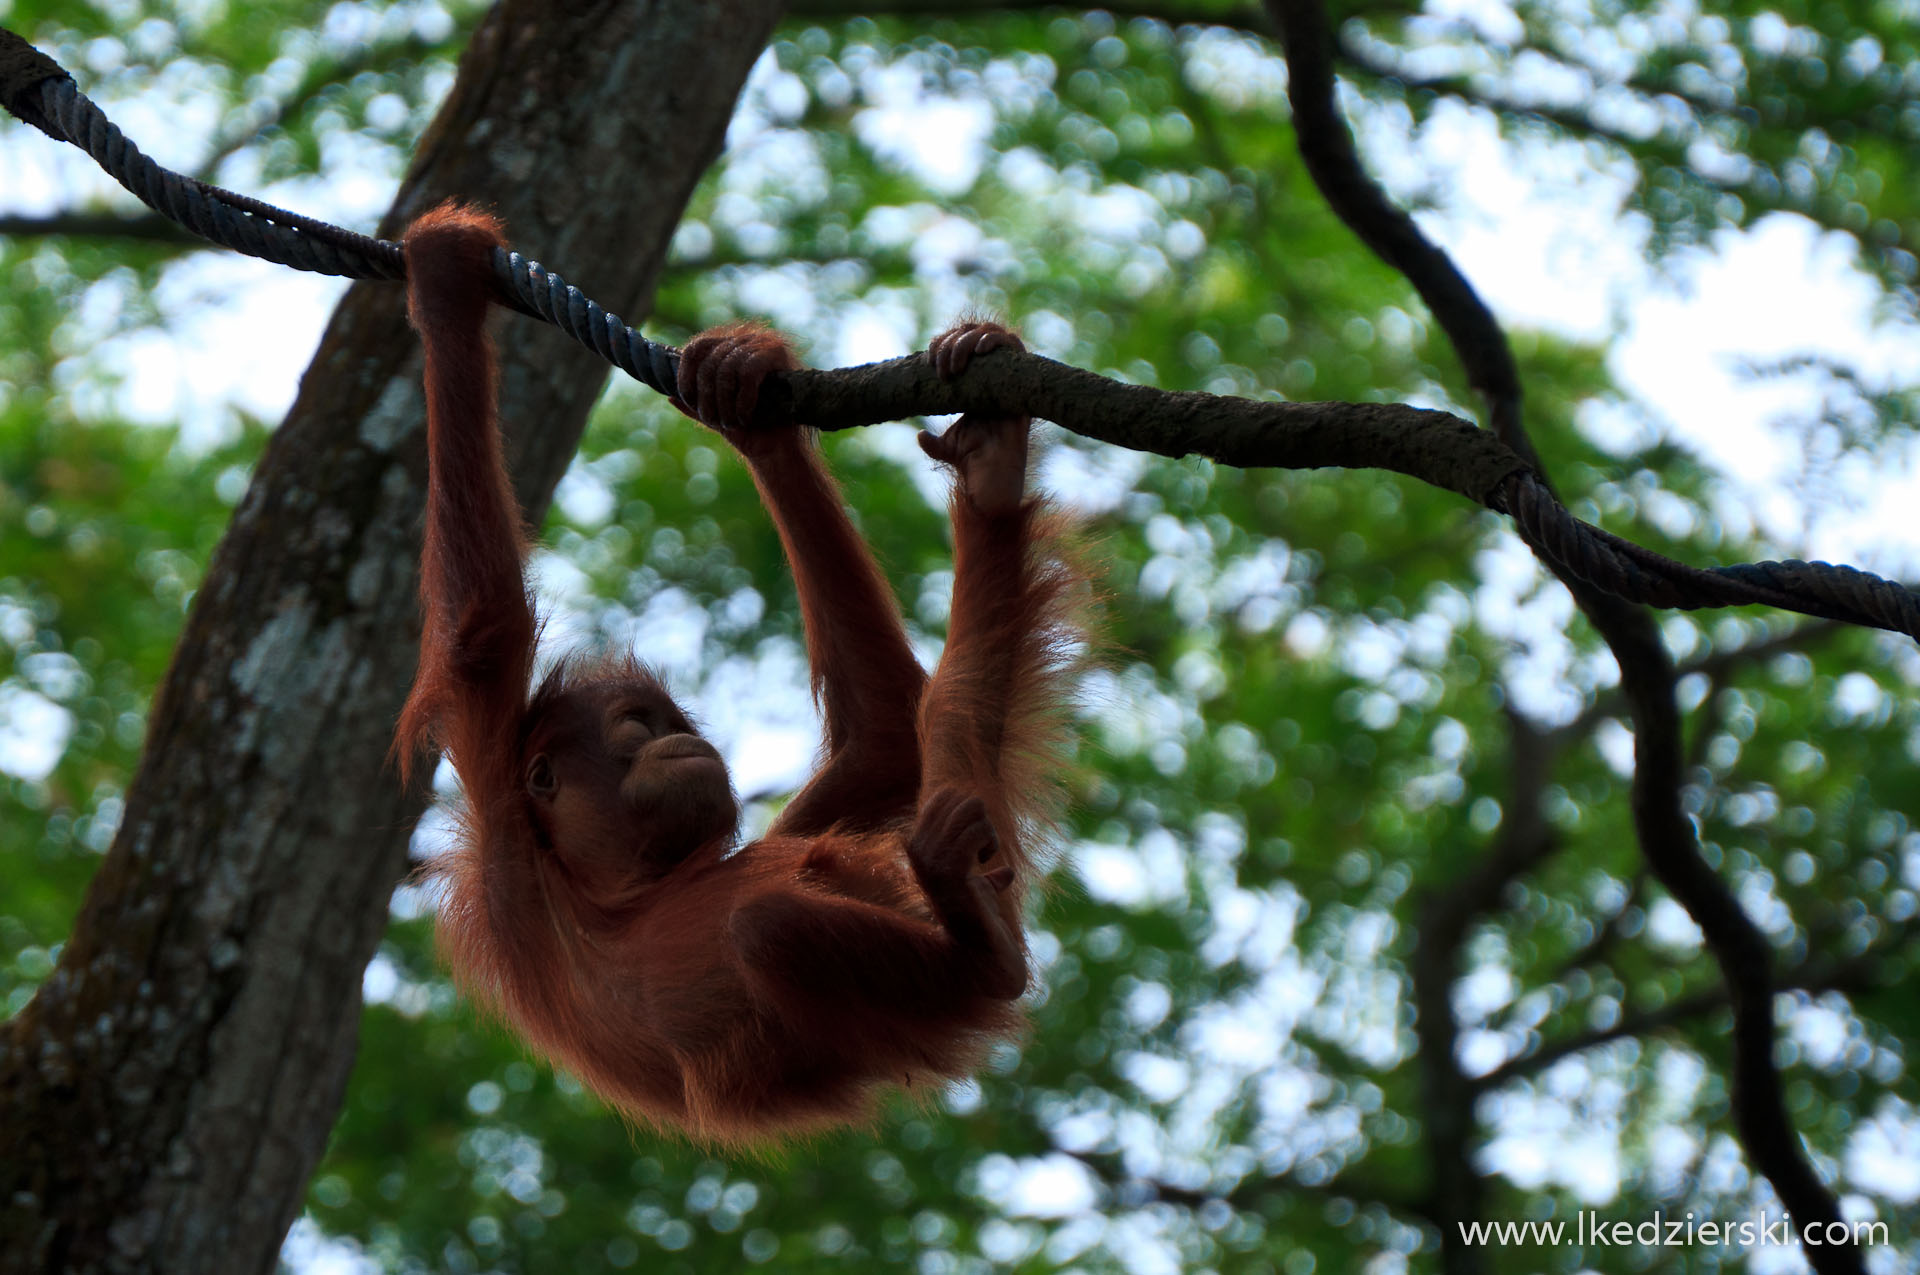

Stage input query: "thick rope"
[
  {"left": 0, "top": 35, "right": 679, "bottom": 396},
  {"left": 1, "top": 26, "right": 1914, "bottom": 640},
  {"left": 489, "top": 247, "right": 678, "bottom": 395},
  {"left": 1503, "top": 473, "right": 1920, "bottom": 636}
]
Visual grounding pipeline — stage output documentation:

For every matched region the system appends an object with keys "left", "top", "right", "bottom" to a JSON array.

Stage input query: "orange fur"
[{"left": 399, "top": 202, "right": 1083, "bottom": 1143}]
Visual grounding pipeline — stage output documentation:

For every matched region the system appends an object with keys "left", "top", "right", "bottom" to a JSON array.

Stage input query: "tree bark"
[{"left": 0, "top": 2, "right": 785, "bottom": 1270}]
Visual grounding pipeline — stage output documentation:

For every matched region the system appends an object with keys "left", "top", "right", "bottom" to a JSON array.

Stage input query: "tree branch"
[
  {"left": 1478, "top": 923, "right": 1914, "bottom": 1090},
  {"left": 1410, "top": 709, "right": 1561, "bottom": 1272}
]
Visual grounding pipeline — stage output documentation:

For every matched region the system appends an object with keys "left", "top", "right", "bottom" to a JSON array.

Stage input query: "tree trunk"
[{"left": 0, "top": 2, "right": 785, "bottom": 1270}]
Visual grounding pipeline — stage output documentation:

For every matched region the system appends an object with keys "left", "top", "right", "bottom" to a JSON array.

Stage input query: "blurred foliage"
[
  {"left": 3, "top": 1, "right": 1919, "bottom": 1273},
  {"left": 1348, "top": 0, "right": 1920, "bottom": 306}
]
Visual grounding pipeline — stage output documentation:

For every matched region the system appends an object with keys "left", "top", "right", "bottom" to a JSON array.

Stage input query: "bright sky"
[{"left": 1391, "top": 100, "right": 1920, "bottom": 577}]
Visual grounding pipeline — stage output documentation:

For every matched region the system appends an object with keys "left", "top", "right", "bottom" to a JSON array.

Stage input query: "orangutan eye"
[
  {"left": 616, "top": 707, "right": 659, "bottom": 738},
  {"left": 526, "top": 754, "right": 557, "bottom": 798}
]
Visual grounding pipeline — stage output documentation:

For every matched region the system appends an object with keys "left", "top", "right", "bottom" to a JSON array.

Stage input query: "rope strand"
[{"left": 0, "top": 25, "right": 1913, "bottom": 640}]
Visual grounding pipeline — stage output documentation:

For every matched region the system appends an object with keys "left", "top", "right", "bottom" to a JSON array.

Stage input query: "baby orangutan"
[{"left": 397, "top": 202, "right": 1081, "bottom": 1141}]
